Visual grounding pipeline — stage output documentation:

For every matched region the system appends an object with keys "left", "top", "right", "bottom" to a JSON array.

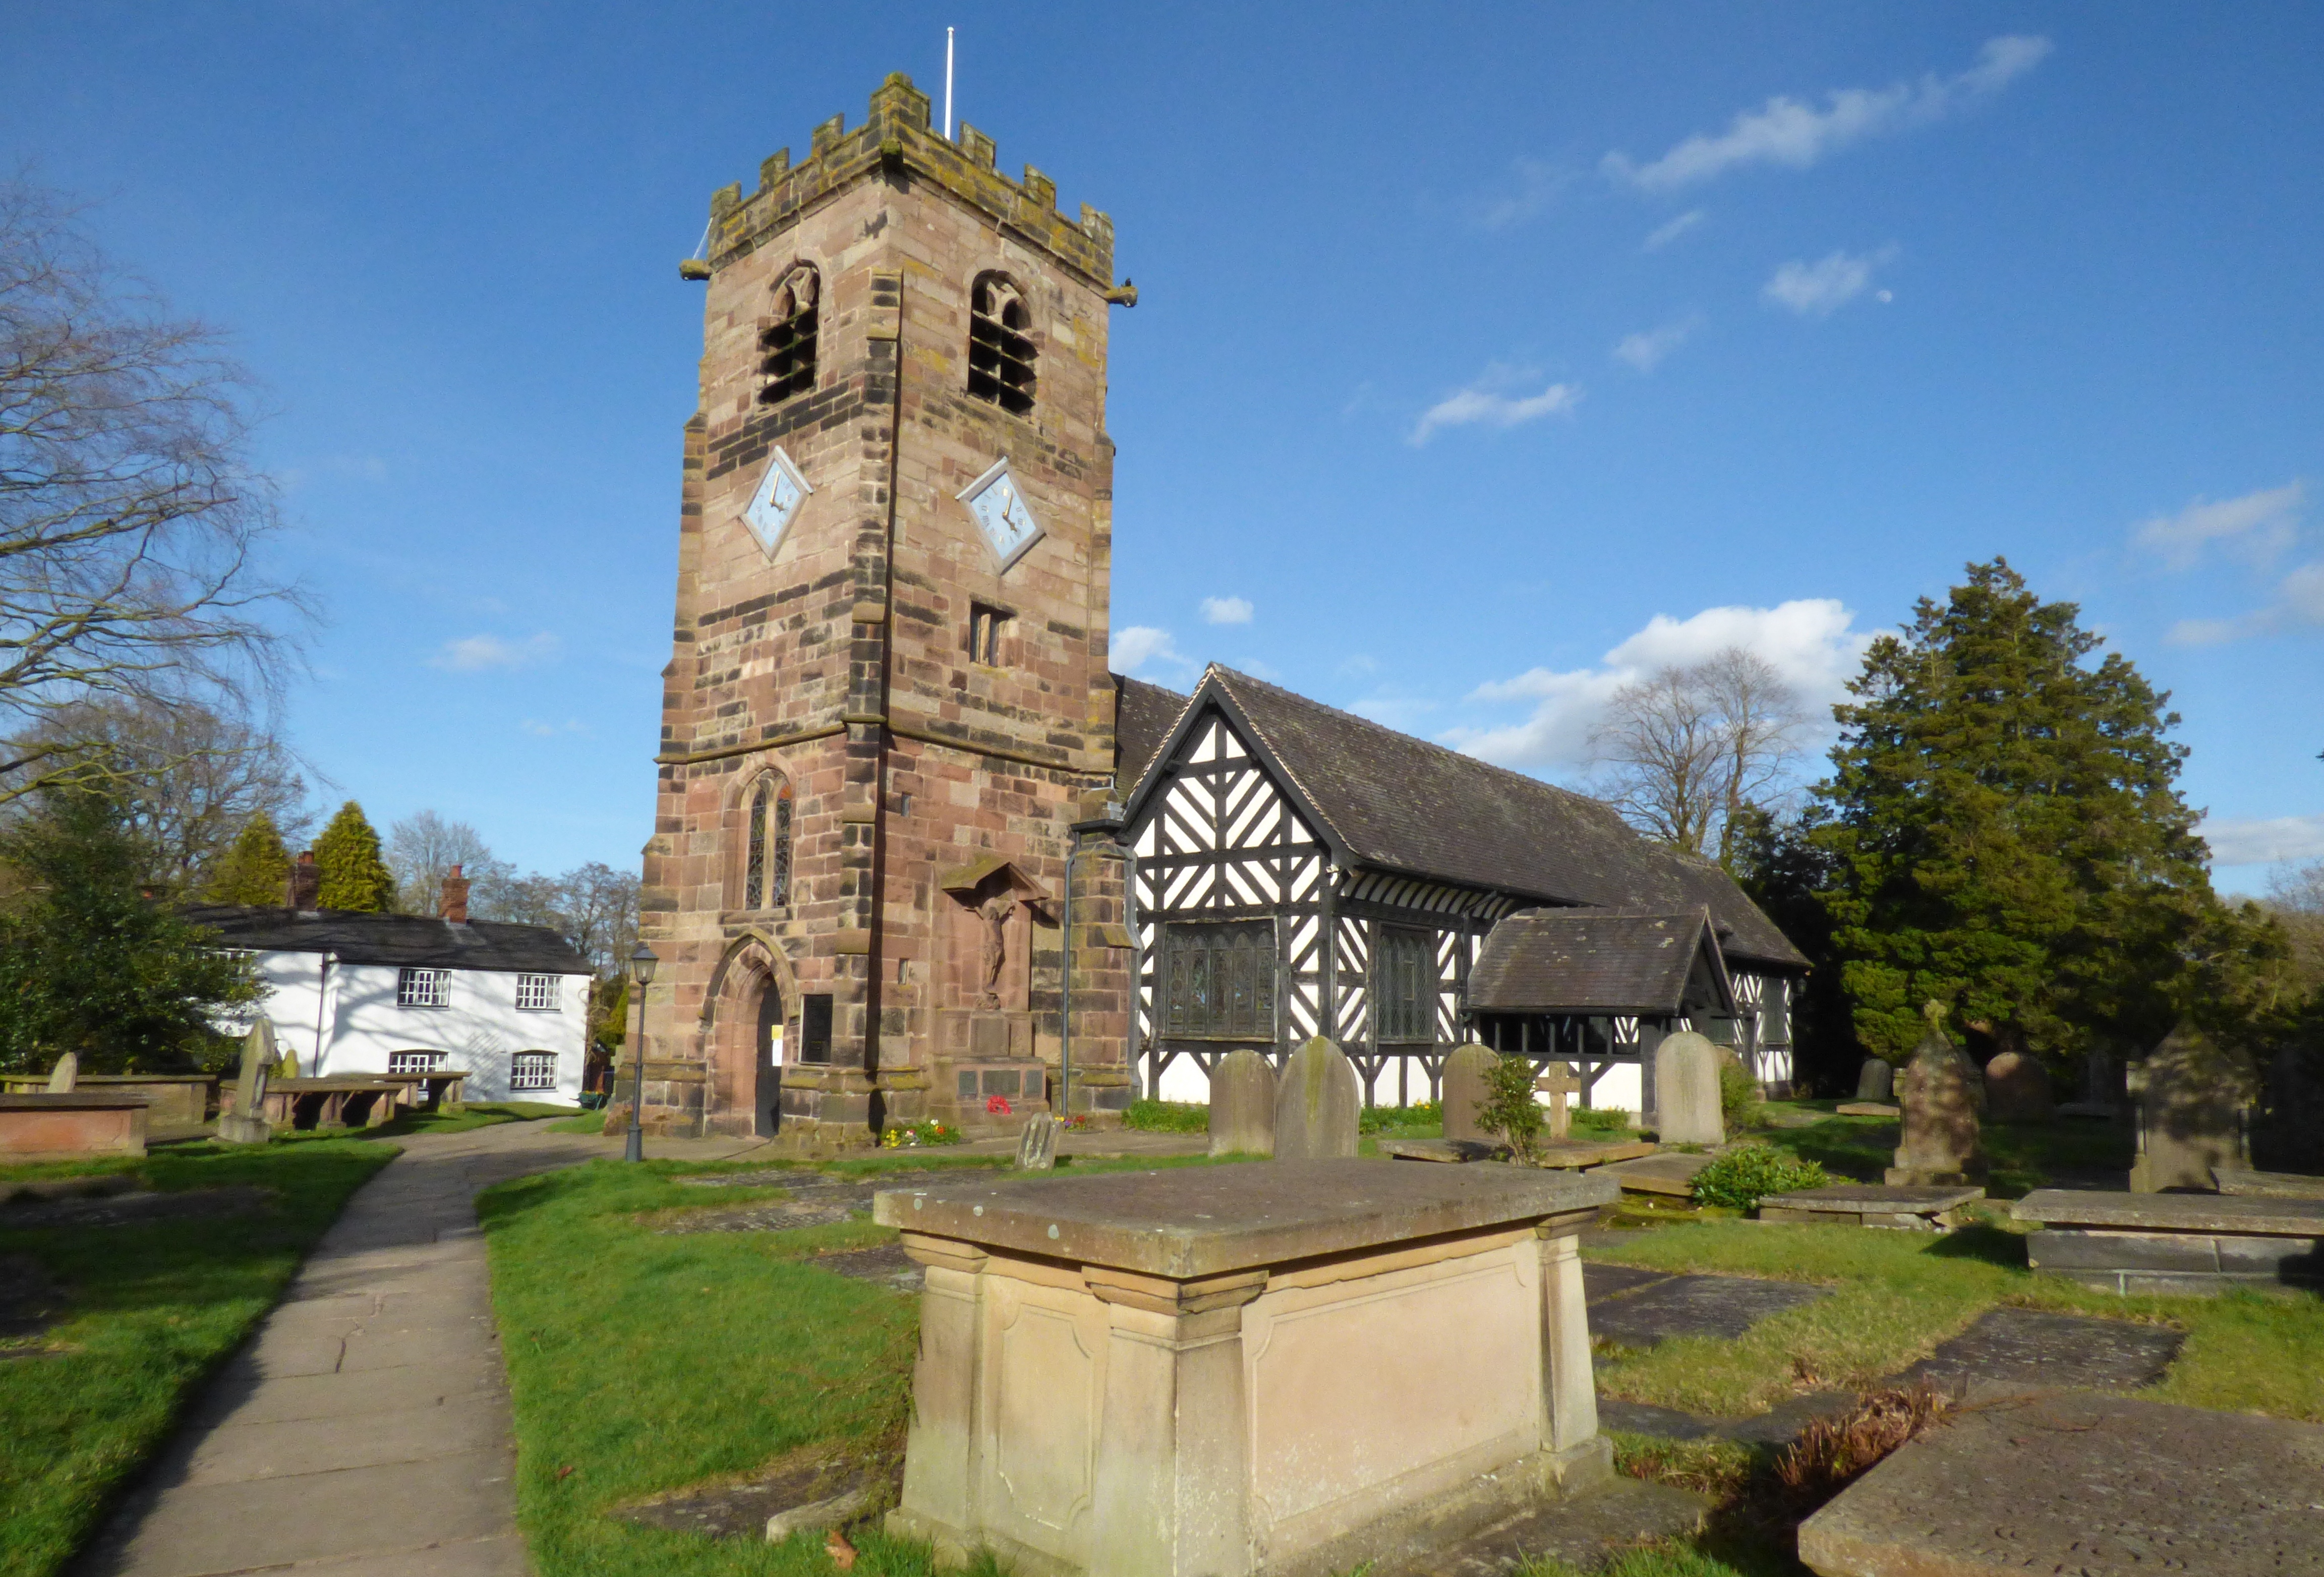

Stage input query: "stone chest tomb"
[{"left": 873, "top": 1159, "right": 1615, "bottom": 1577}]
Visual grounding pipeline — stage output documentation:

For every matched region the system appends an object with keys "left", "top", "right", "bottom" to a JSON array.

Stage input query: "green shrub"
[
  {"left": 1124, "top": 1098, "right": 1208, "bottom": 1133},
  {"left": 1476, "top": 1054, "right": 1546, "bottom": 1163},
  {"left": 1690, "top": 1142, "right": 1827, "bottom": 1210},
  {"left": 1718, "top": 1057, "right": 1764, "bottom": 1131}
]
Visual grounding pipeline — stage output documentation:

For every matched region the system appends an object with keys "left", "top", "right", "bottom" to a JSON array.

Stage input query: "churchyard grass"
[
  {"left": 0, "top": 1136, "right": 397, "bottom": 1577},
  {"left": 364, "top": 1100, "right": 574, "bottom": 1139},
  {"left": 1759, "top": 1101, "right": 2130, "bottom": 1197},
  {"left": 1586, "top": 1217, "right": 2324, "bottom": 1421},
  {"left": 480, "top": 1150, "right": 1250, "bottom": 1577}
]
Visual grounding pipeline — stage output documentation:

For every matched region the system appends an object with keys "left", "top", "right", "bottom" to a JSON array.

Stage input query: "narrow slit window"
[
  {"left": 968, "top": 603, "right": 1010, "bottom": 667},
  {"left": 800, "top": 994, "right": 834, "bottom": 1065},
  {"left": 758, "top": 265, "right": 819, "bottom": 405},
  {"left": 967, "top": 273, "right": 1035, "bottom": 416}
]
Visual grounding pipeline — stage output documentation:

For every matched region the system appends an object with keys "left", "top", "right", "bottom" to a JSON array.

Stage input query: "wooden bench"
[{"left": 2012, "top": 1188, "right": 2324, "bottom": 1294}]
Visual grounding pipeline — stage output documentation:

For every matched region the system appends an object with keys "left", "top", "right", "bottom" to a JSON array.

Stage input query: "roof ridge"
[{"left": 1203, "top": 666, "right": 1363, "bottom": 861}]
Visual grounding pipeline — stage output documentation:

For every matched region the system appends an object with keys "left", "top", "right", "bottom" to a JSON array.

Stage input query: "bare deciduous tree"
[
  {"left": 383, "top": 809, "right": 639, "bottom": 976},
  {"left": 1, "top": 177, "right": 310, "bottom": 808},
  {"left": 2264, "top": 859, "right": 2324, "bottom": 995},
  {"left": 385, "top": 809, "right": 499, "bottom": 915},
  {"left": 1588, "top": 647, "right": 1809, "bottom": 865}
]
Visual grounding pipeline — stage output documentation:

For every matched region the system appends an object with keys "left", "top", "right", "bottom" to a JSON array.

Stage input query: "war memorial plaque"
[{"left": 874, "top": 1158, "right": 1616, "bottom": 1577}]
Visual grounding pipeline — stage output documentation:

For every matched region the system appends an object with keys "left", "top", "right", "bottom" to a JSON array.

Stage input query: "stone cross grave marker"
[
  {"left": 1535, "top": 1059, "right": 1582, "bottom": 1141},
  {"left": 218, "top": 1020, "right": 277, "bottom": 1146},
  {"left": 44, "top": 1052, "right": 78, "bottom": 1093},
  {"left": 1208, "top": 1048, "right": 1277, "bottom": 1157},
  {"left": 1856, "top": 1058, "right": 1894, "bottom": 1102},
  {"left": 2129, "top": 1021, "right": 2257, "bottom": 1194},
  {"left": 1273, "top": 1036, "right": 1360, "bottom": 1159},
  {"left": 1984, "top": 1051, "right": 2054, "bottom": 1124},
  {"left": 1652, "top": 1031, "right": 1723, "bottom": 1145},
  {"left": 1886, "top": 1005, "right": 1988, "bottom": 1186},
  {"left": 1440, "top": 1043, "right": 1498, "bottom": 1144},
  {"left": 1014, "top": 1113, "right": 1058, "bottom": 1171}
]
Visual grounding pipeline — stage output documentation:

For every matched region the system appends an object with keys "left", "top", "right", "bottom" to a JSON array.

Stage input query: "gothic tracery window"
[
  {"left": 744, "top": 776, "right": 794, "bottom": 910},
  {"left": 967, "top": 273, "right": 1035, "bottom": 416},
  {"left": 759, "top": 265, "right": 819, "bottom": 405}
]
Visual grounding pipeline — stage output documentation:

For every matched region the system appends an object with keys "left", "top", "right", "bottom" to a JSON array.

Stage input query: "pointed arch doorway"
[{"left": 753, "top": 976, "right": 784, "bottom": 1137}]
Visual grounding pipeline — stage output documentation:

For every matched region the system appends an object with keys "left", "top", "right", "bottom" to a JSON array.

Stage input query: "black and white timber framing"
[{"left": 1112, "top": 668, "right": 1812, "bottom": 1112}]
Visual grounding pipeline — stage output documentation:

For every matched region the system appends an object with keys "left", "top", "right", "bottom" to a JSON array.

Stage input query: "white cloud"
[
  {"left": 1201, "top": 595, "right": 1254, "bottom": 625},
  {"left": 430, "top": 632, "right": 559, "bottom": 672},
  {"left": 1764, "top": 248, "right": 1895, "bottom": 317},
  {"left": 1644, "top": 209, "right": 1706, "bottom": 251},
  {"left": 1602, "top": 36, "right": 2052, "bottom": 191},
  {"left": 1613, "top": 316, "right": 1701, "bottom": 373},
  {"left": 2169, "top": 560, "right": 2324, "bottom": 645},
  {"left": 1448, "top": 599, "right": 1872, "bottom": 769},
  {"left": 1482, "top": 158, "right": 1571, "bottom": 230},
  {"left": 1411, "top": 368, "right": 1582, "bottom": 445},
  {"left": 2133, "top": 481, "right": 2303, "bottom": 571},
  {"left": 2200, "top": 813, "right": 2324, "bottom": 868},
  {"left": 1112, "top": 625, "right": 1190, "bottom": 676}
]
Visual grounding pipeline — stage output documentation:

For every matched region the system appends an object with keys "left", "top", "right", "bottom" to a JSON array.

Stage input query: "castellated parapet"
[{"left": 625, "top": 72, "right": 1134, "bottom": 1146}]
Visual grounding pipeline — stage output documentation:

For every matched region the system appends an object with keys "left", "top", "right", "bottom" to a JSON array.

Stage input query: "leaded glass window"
[
  {"left": 1376, "top": 926, "right": 1435, "bottom": 1042},
  {"left": 743, "top": 778, "right": 793, "bottom": 910},
  {"left": 1161, "top": 920, "right": 1275, "bottom": 1040}
]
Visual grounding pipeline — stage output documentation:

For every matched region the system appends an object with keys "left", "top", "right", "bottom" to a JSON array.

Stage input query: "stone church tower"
[{"left": 628, "top": 74, "right": 1137, "bottom": 1143}]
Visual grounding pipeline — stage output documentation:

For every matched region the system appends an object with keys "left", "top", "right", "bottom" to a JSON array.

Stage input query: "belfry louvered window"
[
  {"left": 1161, "top": 921, "right": 1275, "bottom": 1040},
  {"left": 967, "top": 273, "right": 1035, "bottom": 415},
  {"left": 744, "top": 777, "right": 793, "bottom": 910},
  {"left": 1376, "top": 927, "right": 1434, "bottom": 1042},
  {"left": 758, "top": 265, "right": 819, "bottom": 405}
]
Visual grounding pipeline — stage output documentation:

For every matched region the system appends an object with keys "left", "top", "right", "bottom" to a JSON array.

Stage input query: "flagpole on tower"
[{"left": 944, "top": 27, "right": 955, "bottom": 140}]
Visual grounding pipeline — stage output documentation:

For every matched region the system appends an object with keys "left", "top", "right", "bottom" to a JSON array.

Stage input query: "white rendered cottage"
[{"left": 187, "top": 880, "right": 593, "bottom": 1105}]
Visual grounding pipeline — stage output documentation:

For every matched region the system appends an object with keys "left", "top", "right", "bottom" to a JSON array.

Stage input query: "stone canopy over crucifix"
[{"left": 937, "top": 856, "right": 1055, "bottom": 1015}]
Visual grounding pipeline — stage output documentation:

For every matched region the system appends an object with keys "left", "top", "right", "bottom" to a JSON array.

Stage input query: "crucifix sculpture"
[{"left": 978, "top": 892, "right": 1017, "bottom": 1009}]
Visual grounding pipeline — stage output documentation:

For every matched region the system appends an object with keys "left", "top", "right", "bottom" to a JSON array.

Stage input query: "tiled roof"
[
  {"left": 1469, "top": 908, "right": 1732, "bottom": 1015},
  {"left": 1130, "top": 666, "right": 1808, "bottom": 971},
  {"left": 182, "top": 905, "right": 593, "bottom": 975},
  {"left": 1113, "top": 673, "right": 1190, "bottom": 793}
]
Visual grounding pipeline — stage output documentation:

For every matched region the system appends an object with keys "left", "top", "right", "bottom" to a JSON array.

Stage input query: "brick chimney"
[
  {"left": 439, "top": 863, "right": 471, "bottom": 924},
  {"left": 286, "top": 850, "right": 320, "bottom": 910}
]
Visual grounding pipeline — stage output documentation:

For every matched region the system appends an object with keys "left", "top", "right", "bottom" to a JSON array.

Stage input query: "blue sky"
[{"left": 6, "top": 4, "right": 2320, "bottom": 893}]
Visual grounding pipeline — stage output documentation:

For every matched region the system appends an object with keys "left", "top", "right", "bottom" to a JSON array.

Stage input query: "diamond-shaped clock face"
[
  {"left": 959, "top": 459, "right": 1043, "bottom": 569},
  {"left": 743, "top": 448, "right": 811, "bottom": 557}
]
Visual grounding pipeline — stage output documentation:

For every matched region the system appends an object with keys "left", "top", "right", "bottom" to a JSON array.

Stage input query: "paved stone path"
[{"left": 74, "top": 1119, "right": 770, "bottom": 1577}]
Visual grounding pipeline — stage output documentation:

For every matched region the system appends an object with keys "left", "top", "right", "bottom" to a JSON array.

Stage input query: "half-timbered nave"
[{"left": 1112, "top": 667, "right": 1810, "bottom": 1121}]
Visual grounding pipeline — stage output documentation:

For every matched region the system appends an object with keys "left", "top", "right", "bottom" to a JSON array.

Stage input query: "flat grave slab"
[
  {"left": 2214, "top": 1166, "right": 2324, "bottom": 1199},
  {"left": 807, "top": 1243, "right": 923, "bottom": 1292},
  {"left": 2013, "top": 1187, "right": 2324, "bottom": 1294},
  {"left": 1378, "top": 1138, "right": 1503, "bottom": 1163},
  {"left": 1596, "top": 1153, "right": 1710, "bottom": 1197},
  {"left": 1534, "top": 1138, "right": 1657, "bottom": 1170},
  {"left": 1588, "top": 1271, "right": 1830, "bottom": 1349},
  {"left": 1835, "top": 1102, "right": 1899, "bottom": 1118},
  {"left": 1757, "top": 1183, "right": 1983, "bottom": 1230},
  {"left": 1598, "top": 1391, "right": 1861, "bottom": 1447},
  {"left": 0, "top": 1184, "right": 272, "bottom": 1231},
  {"left": 1797, "top": 1391, "right": 2324, "bottom": 1577},
  {"left": 662, "top": 1170, "right": 966, "bottom": 1235},
  {"left": 1581, "top": 1262, "right": 1671, "bottom": 1301},
  {"left": 1383, "top": 1477, "right": 1707, "bottom": 1576},
  {"left": 613, "top": 1452, "right": 884, "bottom": 1542},
  {"left": 1898, "top": 1307, "right": 2182, "bottom": 1393}
]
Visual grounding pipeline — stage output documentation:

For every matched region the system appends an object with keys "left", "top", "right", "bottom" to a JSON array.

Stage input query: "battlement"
[{"left": 707, "top": 74, "right": 1118, "bottom": 289}]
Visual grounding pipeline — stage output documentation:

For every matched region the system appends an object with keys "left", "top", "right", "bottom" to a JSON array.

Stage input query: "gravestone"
[
  {"left": 1885, "top": 1006, "right": 1988, "bottom": 1187},
  {"left": 1439, "top": 1043, "right": 1499, "bottom": 1144},
  {"left": 1535, "top": 1059, "right": 1583, "bottom": 1141},
  {"left": 217, "top": 1021, "right": 276, "bottom": 1146},
  {"left": 2129, "top": 1022, "right": 2258, "bottom": 1193},
  {"left": 1984, "top": 1050, "right": 2054, "bottom": 1124},
  {"left": 1272, "top": 1036, "right": 1360, "bottom": 1159},
  {"left": 1014, "top": 1113, "right": 1058, "bottom": 1171},
  {"left": 274, "top": 1049, "right": 299, "bottom": 1080},
  {"left": 1651, "top": 1031, "right": 1723, "bottom": 1146},
  {"left": 2059, "top": 1045, "right": 2124, "bottom": 1120},
  {"left": 44, "top": 1053, "right": 78, "bottom": 1093},
  {"left": 1208, "top": 1048, "right": 1277, "bottom": 1157},
  {"left": 1855, "top": 1058, "right": 1894, "bottom": 1102}
]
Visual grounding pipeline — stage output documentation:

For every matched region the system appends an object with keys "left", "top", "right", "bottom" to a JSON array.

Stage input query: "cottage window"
[
  {"left": 1375, "top": 927, "right": 1435, "bottom": 1043},
  {"left": 389, "top": 1050, "right": 442, "bottom": 1075},
  {"left": 515, "top": 974, "right": 560, "bottom": 1011},
  {"left": 1161, "top": 920, "right": 1275, "bottom": 1040},
  {"left": 758, "top": 265, "right": 819, "bottom": 405},
  {"left": 397, "top": 967, "right": 449, "bottom": 1008},
  {"left": 744, "top": 776, "right": 794, "bottom": 910},
  {"left": 510, "top": 1052, "right": 556, "bottom": 1092},
  {"left": 967, "top": 273, "right": 1035, "bottom": 415}
]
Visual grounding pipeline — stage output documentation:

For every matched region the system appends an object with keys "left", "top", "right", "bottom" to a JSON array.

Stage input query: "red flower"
[{"left": 986, "top": 1095, "right": 1012, "bottom": 1115}]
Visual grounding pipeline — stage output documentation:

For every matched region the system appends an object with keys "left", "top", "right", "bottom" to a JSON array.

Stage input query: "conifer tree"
[
  {"left": 1814, "top": 560, "right": 2240, "bottom": 1066},
  {"left": 203, "top": 811, "right": 293, "bottom": 905},
  {"left": 313, "top": 800, "right": 394, "bottom": 911}
]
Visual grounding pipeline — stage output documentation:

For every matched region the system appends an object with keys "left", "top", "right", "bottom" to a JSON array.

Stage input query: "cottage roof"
[
  {"left": 1114, "top": 673, "right": 1191, "bottom": 792},
  {"left": 182, "top": 905, "right": 593, "bottom": 975},
  {"left": 1468, "top": 908, "right": 1735, "bottom": 1017},
  {"left": 1118, "top": 666, "right": 1807, "bottom": 971}
]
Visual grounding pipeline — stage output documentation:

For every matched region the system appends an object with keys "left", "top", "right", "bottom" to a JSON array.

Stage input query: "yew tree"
[
  {"left": 1815, "top": 560, "right": 2243, "bottom": 1066},
  {"left": 313, "top": 800, "right": 393, "bottom": 911},
  {"left": 204, "top": 809, "right": 292, "bottom": 904}
]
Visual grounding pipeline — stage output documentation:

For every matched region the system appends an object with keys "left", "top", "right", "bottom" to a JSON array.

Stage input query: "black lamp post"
[{"left": 624, "top": 943, "right": 658, "bottom": 1163}]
